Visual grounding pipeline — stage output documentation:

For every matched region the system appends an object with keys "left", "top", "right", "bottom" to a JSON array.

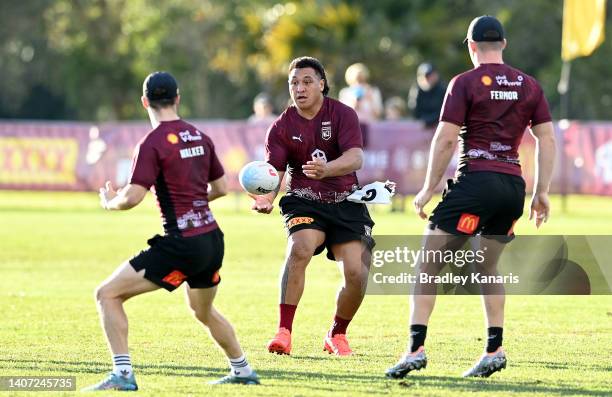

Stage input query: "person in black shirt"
[{"left": 408, "top": 62, "right": 447, "bottom": 129}]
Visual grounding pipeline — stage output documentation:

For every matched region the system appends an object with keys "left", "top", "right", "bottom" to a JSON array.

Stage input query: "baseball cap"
[
  {"left": 464, "top": 15, "right": 505, "bottom": 43},
  {"left": 143, "top": 71, "right": 178, "bottom": 100}
]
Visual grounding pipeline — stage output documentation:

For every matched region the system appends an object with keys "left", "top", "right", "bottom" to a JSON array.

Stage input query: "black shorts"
[
  {"left": 429, "top": 171, "right": 525, "bottom": 243},
  {"left": 279, "top": 194, "right": 375, "bottom": 260},
  {"left": 129, "top": 228, "right": 224, "bottom": 291}
]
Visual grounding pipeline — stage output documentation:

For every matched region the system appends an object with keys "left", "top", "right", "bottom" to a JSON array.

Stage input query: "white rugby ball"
[{"left": 238, "top": 161, "right": 280, "bottom": 195}]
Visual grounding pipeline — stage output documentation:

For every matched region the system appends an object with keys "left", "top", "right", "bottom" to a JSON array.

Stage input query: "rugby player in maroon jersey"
[
  {"left": 386, "top": 16, "right": 556, "bottom": 379},
  {"left": 85, "top": 72, "right": 259, "bottom": 390},
  {"left": 252, "top": 57, "right": 375, "bottom": 356}
]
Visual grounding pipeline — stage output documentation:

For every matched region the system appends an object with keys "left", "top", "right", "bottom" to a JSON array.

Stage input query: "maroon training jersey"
[
  {"left": 266, "top": 97, "right": 363, "bottom": 203},
  {"left": 440, "top": 63, "right": 552, "bottom": 176},
  {"left": 129, "top": 119, "right": 224, "bottom": 237}
]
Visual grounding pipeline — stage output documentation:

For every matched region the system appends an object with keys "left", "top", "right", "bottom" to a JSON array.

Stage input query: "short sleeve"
[
  {"left": 208, "top": 140, "right": 225, "bottom": 181},
  {"left": 265, "top": 122, "right": 289, "bottom": 171},
  {"left": 129, "top": 140, "right": 159, "bottom": 189},
  {"left": 439, "top": 75, "right": 468, "bottom": 126},
  {"left": 530, "top": 84, "right": 552, "bottom": 126},
  {"left": 338, "top": 106, "right": 363, "bottom": 152}
]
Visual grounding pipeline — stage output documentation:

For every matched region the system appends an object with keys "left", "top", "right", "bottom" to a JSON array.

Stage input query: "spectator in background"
[
  {"left": 339, "top": 63, "right": 383, "bottom": 122},
  {"left": 339, "top": 63, "right": 383, "bottom": 147},
  {"left": 385, "top": 96, "right": 407, "bottom": 120},
  {"left": 408, "top": 62, "right": 446, "bottom": 129},
  {"left": 248, "top": 92, "right": 277, "bottom": 123}
]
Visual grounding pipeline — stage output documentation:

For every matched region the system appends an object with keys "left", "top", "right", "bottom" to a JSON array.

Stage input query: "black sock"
[
  {"left": 486, "top": 327, "right": 503, "bottom": 353},
  {"left": 409, "top": 324, "right": 427, "bottom": 353}
]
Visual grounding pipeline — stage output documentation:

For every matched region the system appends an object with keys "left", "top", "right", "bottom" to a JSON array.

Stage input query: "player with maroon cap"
[
  {"left": 84, "top": 72, "right": 259, "bottom": 391},
  {"left": 386, "top": 16, "right": 556, "bottom": 378},
  {"left": 252, "top": 56, "right": 375, "bottom": 356}
]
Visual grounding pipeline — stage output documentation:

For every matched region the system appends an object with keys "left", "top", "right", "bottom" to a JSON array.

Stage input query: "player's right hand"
[
  {"left": 249, "top": 193, "right": 274, "bottom": 214},
  {"left": 413, "top": 188, "right": 434, "bottom": 220},
  {"left": 99, "top": 181, "right": 116, "bottom": 210},
  {"left": 529, "top": 192, "right": 550, "bottom": 228}
]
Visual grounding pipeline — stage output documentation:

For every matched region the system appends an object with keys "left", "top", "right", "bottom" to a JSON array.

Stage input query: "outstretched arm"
[
  {"left": 99, "top": 182, "right": 148, "bottom": 210},
  {"left": 251, "top": 171, "right": 285, "bottom": 214}
]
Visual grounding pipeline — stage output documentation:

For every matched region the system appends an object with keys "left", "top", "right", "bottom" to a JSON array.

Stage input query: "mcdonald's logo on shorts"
[
  {"left": 456, "top": 213, "right": 480, "bottom": 234},
  {"left": 162, "top": 270, "right": 187, "bottom": 287}
]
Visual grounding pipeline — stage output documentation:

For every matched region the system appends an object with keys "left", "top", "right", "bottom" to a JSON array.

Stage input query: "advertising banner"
[{"left": 1, "top": 120, "right": 610, "bottom": 196}]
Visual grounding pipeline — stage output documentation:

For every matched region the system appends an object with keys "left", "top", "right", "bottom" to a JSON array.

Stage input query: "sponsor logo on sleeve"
[
  {"left": 167, "top": 133, "right": 179, "bottom": 144},
  {"left": 162, "top": 270, "right": 187, "bottom": 287},
  {"left": 456, "top": 213, "right": 480, "bottom": 234},
  {"left": 287, "top": 216, "right": 314, "bottom": 229}
]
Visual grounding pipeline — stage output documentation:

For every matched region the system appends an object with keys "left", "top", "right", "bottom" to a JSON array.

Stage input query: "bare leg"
[
  {"left": 279, "top": 229, "right": 326, "bottom": 304},
  {"left": 94, "top": 262, "right": 160, "bottom": 354},
  {"left": 331, "top": 240, "right": 371, "bottom": 320},
  {"left": 185, "top": 285, "right": 242, "bottom": 358}
]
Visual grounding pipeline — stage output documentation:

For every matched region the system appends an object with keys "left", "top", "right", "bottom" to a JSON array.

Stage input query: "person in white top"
[{"left": 339, "top": 63, "right": 383, "bottom": 122}]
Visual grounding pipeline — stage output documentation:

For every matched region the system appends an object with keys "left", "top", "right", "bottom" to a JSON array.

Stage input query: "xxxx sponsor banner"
[
  {"left": 0, "top": 122, "right": 90, "bottom": 190},
  {"left": 367, "top": 235, "right": 612, "bottom": 295},
  {"left": 0, "top": 119, "right": 611, "bottom": 195}
]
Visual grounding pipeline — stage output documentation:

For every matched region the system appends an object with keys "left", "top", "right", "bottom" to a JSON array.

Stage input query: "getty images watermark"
[
  {"left": 372, "top": 245, "right": 519, "bottom": 286},
  {"left": 366, "top": 236, "right": 612, "bottom": 295}
]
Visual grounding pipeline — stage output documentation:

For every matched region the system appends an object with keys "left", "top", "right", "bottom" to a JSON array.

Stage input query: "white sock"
[
  {"left": 228, "top": 354, "right": 253, "bottom": 377},
  {"left": 112, "top": 354, "right": 133, "bottom": 378}
]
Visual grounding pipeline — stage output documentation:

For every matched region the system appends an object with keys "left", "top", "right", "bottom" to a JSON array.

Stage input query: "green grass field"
[{"left": 1, "top": 191, "right": 611, "bottom": 396}]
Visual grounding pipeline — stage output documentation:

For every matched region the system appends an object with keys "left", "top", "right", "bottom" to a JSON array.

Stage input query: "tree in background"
[{"left": 0, "top": 0, "right": 610, "bottom": 121}]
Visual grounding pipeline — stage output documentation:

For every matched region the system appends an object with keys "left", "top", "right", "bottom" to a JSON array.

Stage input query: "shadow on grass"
[
  {"left": 2, "top": 359, "right": 609, "bottom": 396},
  {"left": 520, "top": 360, "right": 612, "bottom": 372},
  {"left": 393, "top": 375, "right": 610, "bottom": 396}
]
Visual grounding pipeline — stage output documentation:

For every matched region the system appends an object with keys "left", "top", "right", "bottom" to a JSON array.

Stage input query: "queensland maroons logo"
[{"left": 321, "top": 121, "right": 332, "bottom": 140}]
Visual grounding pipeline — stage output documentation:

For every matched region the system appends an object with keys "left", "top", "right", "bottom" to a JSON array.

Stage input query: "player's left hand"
[
  {"left": 99, "top": 181, "right": 117, "bottom": 210},
  {"left": 413, "top": 188, "right": 434, "bottom": 220},
  {"left": 302, "top": 158, "right": 328, "bottom": 180},
  {"left": 529, "top": 192, "right": 550, "bottom": 228}
]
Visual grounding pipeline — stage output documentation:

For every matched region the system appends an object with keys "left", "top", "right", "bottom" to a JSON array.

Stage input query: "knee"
[
  {"left": 94, "top": 285, "right": 113, "bottom": 305},
  {"left": 343, "top": 264, "right": 366, "bottom": 287},
  {"left": 191, "top": 306, "right": 213, "bottom": 326},
  {"left": 287, "top": 242, "right": 315, "bottom": 267}
]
